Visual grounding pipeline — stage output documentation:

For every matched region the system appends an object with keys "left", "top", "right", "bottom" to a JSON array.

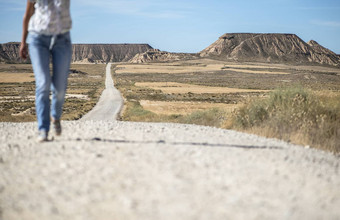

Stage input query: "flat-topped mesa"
[
  {"left": 0, "top": 43, "right": 152, "bottom": 64},
  {"left": 200, "top": 33, "right": 340, "bottom": 66},
  {"left": 72, "top": 44, "right": 152, "bottom": 63}
]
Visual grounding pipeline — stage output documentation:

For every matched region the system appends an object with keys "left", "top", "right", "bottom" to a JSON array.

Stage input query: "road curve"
[{"left": 80, "top": 63, "right": 123, "bottom": 121}]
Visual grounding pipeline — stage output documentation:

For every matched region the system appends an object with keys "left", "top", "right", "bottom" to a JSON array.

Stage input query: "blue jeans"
[{"left": 28, "top": 32, "right": 72, "bottom": 132}]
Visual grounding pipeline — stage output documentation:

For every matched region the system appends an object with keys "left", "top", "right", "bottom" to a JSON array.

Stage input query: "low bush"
[
  {"left": 119, "top": 85, "right": 339, "bottom": 153},
  {"left": 178, "top": 108, "right": 227, "bottom": 127},
  {"left": 121, "top": 101, "right": 159, "bottom": 122},
  {"left": 232, "top": 86, "right": 340, "bottom": 153},
  {"left": 122, "top": 101, "right": 228, "bottom": 128}
]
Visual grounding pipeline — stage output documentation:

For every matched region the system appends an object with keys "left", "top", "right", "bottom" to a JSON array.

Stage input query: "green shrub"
[{"left": 122, "top": 101, "right": 157, "bottom": 121}]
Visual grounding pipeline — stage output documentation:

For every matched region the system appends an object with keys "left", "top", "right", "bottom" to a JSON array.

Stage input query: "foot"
[
  {"left": 37, "top": 130, "right": 48, "bottom": 142},
  {"left": 52, "top": 119, "right": 62, "bottom": 136}
]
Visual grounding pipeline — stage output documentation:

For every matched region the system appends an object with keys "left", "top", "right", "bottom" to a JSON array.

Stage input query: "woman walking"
[{"left": 20, "top": 0, "right": 72, "bottom": 142}]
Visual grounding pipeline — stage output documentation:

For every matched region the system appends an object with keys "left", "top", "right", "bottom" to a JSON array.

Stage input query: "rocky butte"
[
  {"left": 1, "top": 33, "right": 339, "bottom": 66},
  {"left": 199, "top": 33, "right": 340, "bottom": 66}
]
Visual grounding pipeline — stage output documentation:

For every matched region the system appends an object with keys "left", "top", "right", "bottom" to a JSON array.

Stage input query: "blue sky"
[{"left": 0, "top": 0, "right": 340, "bottom": 53}]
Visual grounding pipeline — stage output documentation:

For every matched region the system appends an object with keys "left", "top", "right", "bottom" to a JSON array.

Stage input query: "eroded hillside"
[
  {"left": 0, "top": 43, "right": 152, "bottom": 64},
  {"left": 199, "top": 33, "right": 340, "bottom": 66}
]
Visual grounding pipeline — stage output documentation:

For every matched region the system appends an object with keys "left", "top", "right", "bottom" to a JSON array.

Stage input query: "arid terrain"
[
  {"left": 114, "top": 58, "right": 340, "bottom": 115},
  {"left": 113, "top": 58, "right": 340, "bottom": 152},
  {"left": 1, "top": 55, "right": 340, "bottom": 151},
  {"left": 0, "top": 63, "right": 106, "bottom": 122},
  {"left": 1, "top": 62, "right": 339, "bottom": 220},
  {"left": 1, "top": 33, "right": 340, "bottom": 151}
]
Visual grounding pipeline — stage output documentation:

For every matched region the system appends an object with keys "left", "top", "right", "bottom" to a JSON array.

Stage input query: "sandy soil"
[
  {"left": 115, "top": 63, "right": 289, "bottom": 75},
  {"left": 0, "top": 72, "right": 35, "bottom": 83},
  {"left": 116, "top": 59, "right": 340, "bottom": 75},
  {"left": 135, "top": 82, "right": 269, "bottom": 94},
  {"left": 223, "top": 68, "right": 290, "bottom": 74},
  {"left": 140, "top": 100, "right": 241, "bottom": 115},
  {"left": 115, "top": 63, "right": 225, "bottom": 74}
]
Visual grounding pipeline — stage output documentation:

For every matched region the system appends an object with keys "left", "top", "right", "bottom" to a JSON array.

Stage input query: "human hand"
[{"left": 20, "top": 42, "right": 28, "bottom": 60}]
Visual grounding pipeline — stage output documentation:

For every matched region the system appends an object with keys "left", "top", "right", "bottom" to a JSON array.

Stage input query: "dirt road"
[
  {"left": 0, "top": 64, "right": 339, "bottom": 220},
  {"left": 80, "top": 63, "right": 123, "bottom": 121}
]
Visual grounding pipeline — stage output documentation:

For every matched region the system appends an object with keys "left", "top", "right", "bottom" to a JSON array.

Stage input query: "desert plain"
[
  {"left": 1, "top": 58, "right": 340, "bottom": 121},
  {"left": 111, "top": 58, "right": 340, "bottom": 119}
]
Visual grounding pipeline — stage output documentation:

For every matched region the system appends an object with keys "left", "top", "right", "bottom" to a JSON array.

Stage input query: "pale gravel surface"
[{"left": 0, "top": 64, "right": 340, "bottom": 220}]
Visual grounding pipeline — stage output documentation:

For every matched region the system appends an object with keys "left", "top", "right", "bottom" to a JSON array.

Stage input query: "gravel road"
[
  {"left": 80, "top": 63, "right": 123, "bottom": 121},
  {"left": 0, "top": 64, "right": 339, "bottom": 220}
]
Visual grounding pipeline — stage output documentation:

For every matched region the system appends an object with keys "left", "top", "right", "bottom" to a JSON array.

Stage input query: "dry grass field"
[
  {"left": 140, "top": 100, "right": 242, "bottom": 115},
  {"left": 116, "top": 59, "right": 297, "bottom": 75},
  {"left": 135, "top": 82, "right": 268, "bottom": 94},
  {"left": 113, "top": 58, "right": 340, "bottom": 152},
  {"left": 1, "top": 59, "right": 339, "bottom": 152},
  {"left": 0, "top": 72, "right": 35, "bottom": 83},
  {"left": 0, "top": 63, "right": 106, "bottom": 122},
  {"left": 114, "top": 58, "right": 340, "bottom": 116}
]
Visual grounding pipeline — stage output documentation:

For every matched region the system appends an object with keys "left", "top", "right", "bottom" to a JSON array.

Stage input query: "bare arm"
[{"left": 20, "top": 1, "right": 35, "bottom": 60}]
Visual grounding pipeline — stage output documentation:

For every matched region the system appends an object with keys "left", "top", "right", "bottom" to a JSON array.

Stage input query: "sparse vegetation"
[
  {"left": 120, "top": 85, "right": 340, "bottom": 153},
  {"left": 64, "top": 64, "right": 106, "bottom": 120},
  {"left": 121, "top": 100, "right": 228, "bottom": 128},
  {"left": 179, "top": 108, "right": 227, "bottom": 127},
  {"left": 0, "top": 63, "right": 106, "bottom": 122},
  {"left": 2, "top": 60, "right": 340, "bottom": 153},
  {"left": 231, "top": 87, "right": 340, "bottom": 153},
  {"left": 114, "top": 59, "right": 340, "bottom": 153}
]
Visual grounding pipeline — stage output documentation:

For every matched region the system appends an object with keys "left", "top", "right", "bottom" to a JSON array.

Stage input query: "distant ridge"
[
  {"left": 0, "top": 42, "right": 24, "bottom": 64},
  {"left": 1, "top": 34, "right": 339, "bottom": 66},
  {"left": 199, "top": 33, "right": 340, "bottom": 66},
  {"left": 129, "top": 49, "right": 198, "bottom": 63},
  {"left": 72, "top": 44, "right": 152, "bottom": 63},
  {"left": 0, "top": 42, "right": 152, "bottom": 64}
]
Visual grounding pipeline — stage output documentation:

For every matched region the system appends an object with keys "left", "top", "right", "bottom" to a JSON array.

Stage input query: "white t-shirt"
[{"left": 28, "top": 0, "right": 72, "bottom": 35}]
